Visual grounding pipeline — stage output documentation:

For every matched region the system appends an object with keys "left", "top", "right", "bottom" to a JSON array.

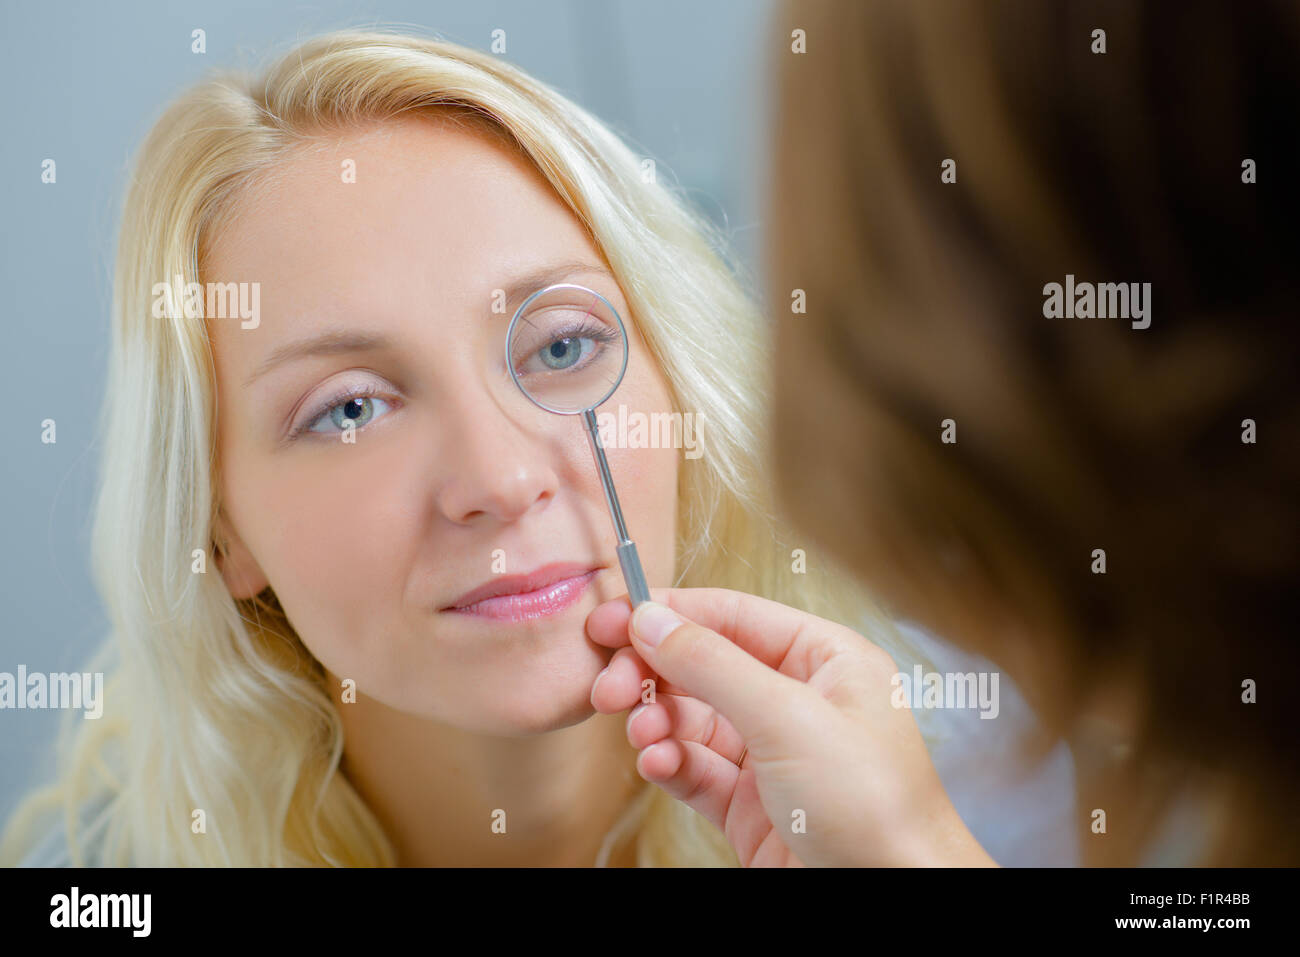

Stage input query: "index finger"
[{"left": 588, "top": 586, "right": 868, "bottom": 674}]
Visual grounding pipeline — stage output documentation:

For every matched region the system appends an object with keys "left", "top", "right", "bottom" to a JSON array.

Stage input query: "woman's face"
[{"left": 204, "top": 116, "right": 679, "bottom": 735}]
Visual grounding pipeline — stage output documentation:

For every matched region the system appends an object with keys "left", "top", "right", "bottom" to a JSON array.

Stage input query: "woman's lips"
[{"left": 442, "top": 565, "right": 599, "bottom": 622}]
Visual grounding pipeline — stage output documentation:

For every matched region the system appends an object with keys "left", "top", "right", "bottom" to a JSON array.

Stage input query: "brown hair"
[{"left": 767, "top": 0, "right": 1300, "bottom": 865}]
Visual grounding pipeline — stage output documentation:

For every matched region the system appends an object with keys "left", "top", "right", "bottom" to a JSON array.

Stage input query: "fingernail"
[
  {"left": 591, "top": 664, "right": 610, "bottom": 699},
  {"left": 631, "top": 601, "right": 682, "bottom": 648},
  {"left": 627, "top": 701, "right": 649, "bottom": 733}
]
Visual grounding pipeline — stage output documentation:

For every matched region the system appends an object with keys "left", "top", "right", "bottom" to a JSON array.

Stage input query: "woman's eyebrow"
[
  {"left": 245, "top": 330, "right": 392, "bottom": 386},
  {"left": 498, "top": 261, "right": 616, "bottom": 313},
  {"left": 243, "top": 262, "right": 615, "bottom": 386}
]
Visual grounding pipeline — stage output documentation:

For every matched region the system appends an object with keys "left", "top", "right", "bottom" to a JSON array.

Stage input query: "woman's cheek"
[
  {"left": 643, "top": 444, "right": 680, "bottom": 584},
  {"left": 250, "top": 450, "right": 410, "bottom": 635}
]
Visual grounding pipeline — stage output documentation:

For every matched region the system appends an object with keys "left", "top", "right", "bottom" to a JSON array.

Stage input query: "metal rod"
[
  {"left": 582, "top": 408, "right": 650, "bottom": 605},
  {"left": 583, "top": 408, "right": 630, "bottom": 542}
]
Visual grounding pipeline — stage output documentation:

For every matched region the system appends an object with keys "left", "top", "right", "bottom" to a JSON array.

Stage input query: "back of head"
[{"left": 768, "top": 0, "right": 1300, "bottom": 864}]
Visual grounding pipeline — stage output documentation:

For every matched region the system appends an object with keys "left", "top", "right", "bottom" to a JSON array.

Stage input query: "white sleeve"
[{"left": 885, "top": 620, "right": 1081, "bottom": 866}]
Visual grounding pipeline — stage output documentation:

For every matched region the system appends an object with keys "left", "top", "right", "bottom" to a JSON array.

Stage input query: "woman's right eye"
[
  {"left": 307, "top": 395, "right": 393, "bottom": 434},
  {"left": 288, "top": 385, "right": 396, "bottom": 441}
]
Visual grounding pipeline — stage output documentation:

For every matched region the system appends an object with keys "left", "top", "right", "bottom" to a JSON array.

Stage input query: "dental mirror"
[{"left": 505, "top": 283, "right": 651, "bottom": 607}]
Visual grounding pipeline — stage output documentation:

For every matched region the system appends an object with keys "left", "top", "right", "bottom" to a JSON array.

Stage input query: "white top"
[{"left": 888, "top": 621, "right": 1080, "bottom": 866}]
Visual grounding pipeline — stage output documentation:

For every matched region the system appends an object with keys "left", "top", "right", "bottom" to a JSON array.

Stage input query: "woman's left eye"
[
  {"left": 303, "top": 392, "right": 393, "bottom": 436},
  {"left": 534, "top": 336, "right": 597, "bottom": 371}
]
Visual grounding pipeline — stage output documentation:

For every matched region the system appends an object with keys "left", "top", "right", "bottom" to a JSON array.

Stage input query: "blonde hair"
[{"left": 2, "top": 27, "right": 910, "bottom": 867}]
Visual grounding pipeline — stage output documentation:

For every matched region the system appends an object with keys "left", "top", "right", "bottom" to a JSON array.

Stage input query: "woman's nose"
[{"left": 431, "top": 387, "right": 560, "bottom": 527}]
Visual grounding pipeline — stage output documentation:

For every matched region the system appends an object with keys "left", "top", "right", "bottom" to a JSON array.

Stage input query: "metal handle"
[
  {"left": 583, "top": 409, "right": 651, "bottom": 607},
  {"left": 616, "top": 541, "right": 651, "bottom": 607}
]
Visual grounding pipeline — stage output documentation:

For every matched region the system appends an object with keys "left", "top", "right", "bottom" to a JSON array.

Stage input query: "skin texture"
[{"left": 205, "top": 116, "right": 679, "bottom": 865}]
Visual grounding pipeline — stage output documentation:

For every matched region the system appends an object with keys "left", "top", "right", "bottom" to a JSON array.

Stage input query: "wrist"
[{"left": 888, "top": 783, "right": 998, "bottom": 867}]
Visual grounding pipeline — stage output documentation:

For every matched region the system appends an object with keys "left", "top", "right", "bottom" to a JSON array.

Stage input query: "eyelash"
[
  {"left": 516, "top": 317, "right": 622, "bottom": 374},
  {"left": 287, "top": 382, "right": 394, "bottom": 442},
  {"left": 551, "top": 317, "right": 620, "bottom": 347}
]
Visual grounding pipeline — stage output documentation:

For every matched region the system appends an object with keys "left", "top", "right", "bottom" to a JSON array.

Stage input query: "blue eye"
[
  {"left": 292, "top": 387, "right": 393, "bottom": 440},
  {"left": 515, "top": 315, "right": 621, "bottom": 377},
  {"left": 537, "top": 336, "right": 595, "bottom": 371}
]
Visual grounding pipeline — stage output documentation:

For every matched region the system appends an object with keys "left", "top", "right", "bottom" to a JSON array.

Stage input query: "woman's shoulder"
[{"left": 884, "top": 619, "right": 1081, "bottom": 867}]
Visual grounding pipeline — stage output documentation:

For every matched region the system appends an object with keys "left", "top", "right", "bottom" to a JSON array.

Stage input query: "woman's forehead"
[{"left": 204, "top": 120, "right": 592, "bottom": 290}]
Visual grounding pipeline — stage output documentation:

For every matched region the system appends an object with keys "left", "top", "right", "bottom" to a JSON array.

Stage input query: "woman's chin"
[
  {"left": 459, "top": 679, "right": 606, "bottom": 737},
  {"left": 398, "top": 642, "right": 610, "bottom": 735}
]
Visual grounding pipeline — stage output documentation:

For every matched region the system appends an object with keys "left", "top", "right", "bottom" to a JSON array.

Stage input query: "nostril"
[{"left": 434, "top": 454, "right": 559, "bottom": 526}]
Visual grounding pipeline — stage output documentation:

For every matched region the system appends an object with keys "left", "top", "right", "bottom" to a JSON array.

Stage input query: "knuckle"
[{"left": 669, "top": 623, "right": 717, "bottom": 670}]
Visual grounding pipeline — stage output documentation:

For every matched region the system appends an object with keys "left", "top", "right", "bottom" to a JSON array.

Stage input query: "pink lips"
[{"left": 442, "top": 563, "right": 600, "bottom": 622}]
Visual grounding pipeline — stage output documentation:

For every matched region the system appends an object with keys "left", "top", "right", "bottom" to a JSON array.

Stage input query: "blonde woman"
[{"left": 2, "top": 28, "right": 1067, "bottom": 867}]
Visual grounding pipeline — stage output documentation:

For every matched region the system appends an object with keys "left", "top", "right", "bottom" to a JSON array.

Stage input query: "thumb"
[{"left": 628, "top": 600, "right": 818, "bottom": 750}]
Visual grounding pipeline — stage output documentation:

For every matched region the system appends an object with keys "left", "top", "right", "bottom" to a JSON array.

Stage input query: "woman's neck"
[{"left": 327, "top": 677, "right": 645, "bottom": 866}]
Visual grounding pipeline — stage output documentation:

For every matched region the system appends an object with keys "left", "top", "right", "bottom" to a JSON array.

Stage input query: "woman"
[
  {"left": 588, "top": 0, "right": 1298, "bottom": 867},
  {"left": 1, "top": 27, "right": 1070, "bottom": 867}
]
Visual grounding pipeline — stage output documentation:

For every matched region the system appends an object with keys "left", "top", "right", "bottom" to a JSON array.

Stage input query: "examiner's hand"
[{"left": 586, "top": 587, "right": 997, "bottom": 868}]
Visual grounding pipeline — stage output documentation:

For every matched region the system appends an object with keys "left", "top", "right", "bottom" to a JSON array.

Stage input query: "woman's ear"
[{"left": 212, "top": 512, "right": 269, "bottom": 600}]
